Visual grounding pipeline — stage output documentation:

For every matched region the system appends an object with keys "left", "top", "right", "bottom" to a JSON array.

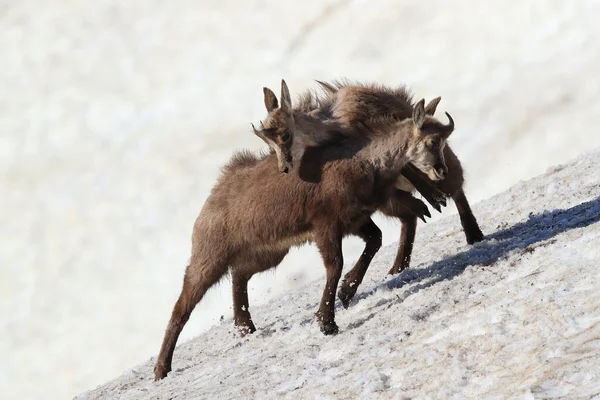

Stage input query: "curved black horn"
[
  {"left": 444, "top": 112, "right": 454, "bottom": 134},
  {"left": 251, "top": 122, "right": 269, "bottom": 144}
]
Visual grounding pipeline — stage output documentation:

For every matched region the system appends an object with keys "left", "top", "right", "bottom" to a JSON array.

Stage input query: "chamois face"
[
  {"left": 407, "top": 98, "right": 454, "bottom": 182},
  {"left": 252, "top": 80, "right": 296, "bottom": 174}
]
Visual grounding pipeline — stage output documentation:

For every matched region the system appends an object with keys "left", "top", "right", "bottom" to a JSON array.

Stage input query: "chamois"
[
  {"left": 153, "top": 80, "right": 454, "bottom": 380},
  {"left": 316, "top": 80, "right": 483, "bottom": 242},
  {"left": 253, "top": 84, "right": 448, "bottom": 207},
  {"left": 254, "top": 83, "right": 450, "bottom": 307},
  {"left": 300, "top": 81, "right": 483, "bottom": 277}
]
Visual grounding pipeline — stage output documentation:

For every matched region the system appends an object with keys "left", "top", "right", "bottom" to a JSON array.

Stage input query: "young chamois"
[
  {"left": 254, "top": 82, "right": 450, "bottom": 307},
  {"left": 254, "top": 85, "right": 447, "bottom": 209},
  {"left": 153, "top": 80, "right": 454, "bottom": 380},
  {"left": 305, "top": 80, "right": 484, "bottom": 273}
]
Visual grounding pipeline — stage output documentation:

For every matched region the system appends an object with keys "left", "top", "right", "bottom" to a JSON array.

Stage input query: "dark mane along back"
[
  {"left": 325, "top": 78, "right": 414, "bottom": 106},
  {"left": 295, "top": 89, "right": 321, "bottom": 112},
  {"left": 295, "top": 79, "right": 415, "bottom": 123},
  {"left": 357, "top": 115, "right": 407, "bottom": 137},
  {"left": 295, "top": 88, "right": 336, "bottom": 117},
  {"left": 220, "top": 149, "right": 270, "bottom": 175}
]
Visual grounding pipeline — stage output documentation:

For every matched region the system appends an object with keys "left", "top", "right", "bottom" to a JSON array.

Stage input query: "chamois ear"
[
  {"left": 263, "top": 87, "right": 279, "bottom": 112},
  {"left": 280, "top": 79, "right": 292, "bottom": 114},
  {"left": 412, "top": 99, "right": 426, "bottom": 129},
  {"left": 424, "top": 96, "right": 441, "bottom": 116}
]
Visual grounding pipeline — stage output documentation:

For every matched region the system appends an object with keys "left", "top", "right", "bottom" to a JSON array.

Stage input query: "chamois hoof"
[
  {"left": 435, "top": 196, "right": 447, "bottom": 211},
  {"left": 410, "top": 198, "right": 431, "bottom": 223},
  {"left": 153, "top": 363, "right": 171, "bottom": 381},
  {"left": 425, "top": 192, "right": 446, "bottom": 213},
  {"left": 320, "top": 321, "right": 339, "bottom": 336},
  {"left": 387, "top": 266, "right": 405, "bottom": 276},
  {"left": 236, "top": 323, "right": 257, "bottom": 337},
  {"left": 388, "top": 262, "right": 408, "bottom": 276},
  {"left": 337, "top": 286, "right": 355, "bottom": 309},
  {"left": 465, "top": 228, "right": 484, "bottom": 245}
]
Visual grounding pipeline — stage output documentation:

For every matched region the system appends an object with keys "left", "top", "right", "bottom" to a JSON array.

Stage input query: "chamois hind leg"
[
  {"left": 315, "top": 224, "right": 344, "bottom": 335},
  {"left": 438, "top": 146, "right": 484, "bottom": 244},
  {"left": 231, "top": 272, "right": 256, "bottom": 336},
  {"left": 337, "top": 218, "right": 382, "bottom": 309},
  {"left": 154, "top": 259, "right": 228, "bottom": 381},
  {"left": 452, "top": 188, "right": 484, "bottom": 244},
  {"left": 230, "top": 250, "right": 288, "bottom": 336}
]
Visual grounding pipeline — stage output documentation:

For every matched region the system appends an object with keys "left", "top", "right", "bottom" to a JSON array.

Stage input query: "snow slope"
[
  {"left": 3, "top": 1, "right": 600, "bottom": 398},
  {"left": 77, "top": 150, "right": 600, "bottom": 399}
]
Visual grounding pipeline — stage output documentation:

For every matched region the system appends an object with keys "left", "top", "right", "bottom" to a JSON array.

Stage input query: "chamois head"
[
  {"left": 252, "top": 80, "right": 296, "bottom": 174},
  {"left": 406, "top": 97, "right": 454, "bottom": 181}
]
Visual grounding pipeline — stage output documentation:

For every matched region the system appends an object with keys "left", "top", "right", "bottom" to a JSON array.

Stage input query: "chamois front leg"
[
  {"left": 401, "top": 163, "right": 447, "bottom": 212},
  {"left": 315, "top": 225, "right": 344, "bottom": 335},
  {"left": 389, "top": 189, "right": 431, "bottom": 222},
  {"left": 338, "top": 218, "right": 382, "bottom": 309}
]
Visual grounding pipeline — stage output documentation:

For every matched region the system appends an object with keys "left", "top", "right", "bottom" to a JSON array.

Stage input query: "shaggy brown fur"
[
  {"left": 257, "top": 80, "right": 482, "bottom": 306},
  {"left": 153, "top": 82, "right": 454, "bottom": 380},
  {"left": 303, "top": 80, "right": 483, "bottom": 269},
  {"left": 256, "top": 82, "right": 453, "bottom": 307}
]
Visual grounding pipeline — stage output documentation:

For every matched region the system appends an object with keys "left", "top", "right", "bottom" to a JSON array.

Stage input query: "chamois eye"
[{"left": 281, "top": 131, "right": 291, "bottom": 142}]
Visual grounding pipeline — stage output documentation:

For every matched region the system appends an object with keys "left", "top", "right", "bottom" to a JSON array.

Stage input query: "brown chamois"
[
  {"left": 253, "top": 84, "right": 448, "bottom": 209},
  {"left": 307, "top": 80, "right": 483, "bottom": 270},
  {"left": 254, "top": 83, "right": 450, "bottom": 307},
  {"left": 153, "top": 80, "right": 454, "bottom": 380}
]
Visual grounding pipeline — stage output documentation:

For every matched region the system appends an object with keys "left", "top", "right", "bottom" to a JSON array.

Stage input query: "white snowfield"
[
  {"left": 77, "top": 149, "right": 600, "bottom": 399},
  {"left": 3, "top": 1, "right": 600, "bottom": 398}
]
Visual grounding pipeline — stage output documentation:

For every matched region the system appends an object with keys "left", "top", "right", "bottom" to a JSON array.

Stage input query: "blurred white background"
[{"left": 1, "top": 1, "right": 599, "bottom": 398}]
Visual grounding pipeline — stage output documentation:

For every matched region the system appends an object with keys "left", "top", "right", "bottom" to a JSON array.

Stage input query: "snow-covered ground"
[
  {"left": 2, "top": 1, "right": 600, "bottom": 399},
  {"left": 78, "top": 149, "right": 600, "bottom": 399}
]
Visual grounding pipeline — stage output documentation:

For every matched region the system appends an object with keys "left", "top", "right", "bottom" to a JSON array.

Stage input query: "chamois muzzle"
[
  {"left": 434, "top": 163, "right": 448, "bottom": 180},
  {"left": 279, "top": 155, "right": 293, "bottom": 174}
]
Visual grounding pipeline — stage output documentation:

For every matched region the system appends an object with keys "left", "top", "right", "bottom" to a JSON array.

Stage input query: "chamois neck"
[
  {"left": 292, "top": 112, "right": 342, "bottom": 144},
  {"left": 290, "top": 112, "right": 349, "bottom": 156},
  {"left": 359, "top": 121, "right": 413, "bottom": 174}
]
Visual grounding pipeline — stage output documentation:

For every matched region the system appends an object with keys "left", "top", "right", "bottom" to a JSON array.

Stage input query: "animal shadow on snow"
[
  {"left": 368, "top": 196, "right": 600, "bottom": 303},
  {"left": 251, "top": 198, "right": 600, "bottom": 331}
]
